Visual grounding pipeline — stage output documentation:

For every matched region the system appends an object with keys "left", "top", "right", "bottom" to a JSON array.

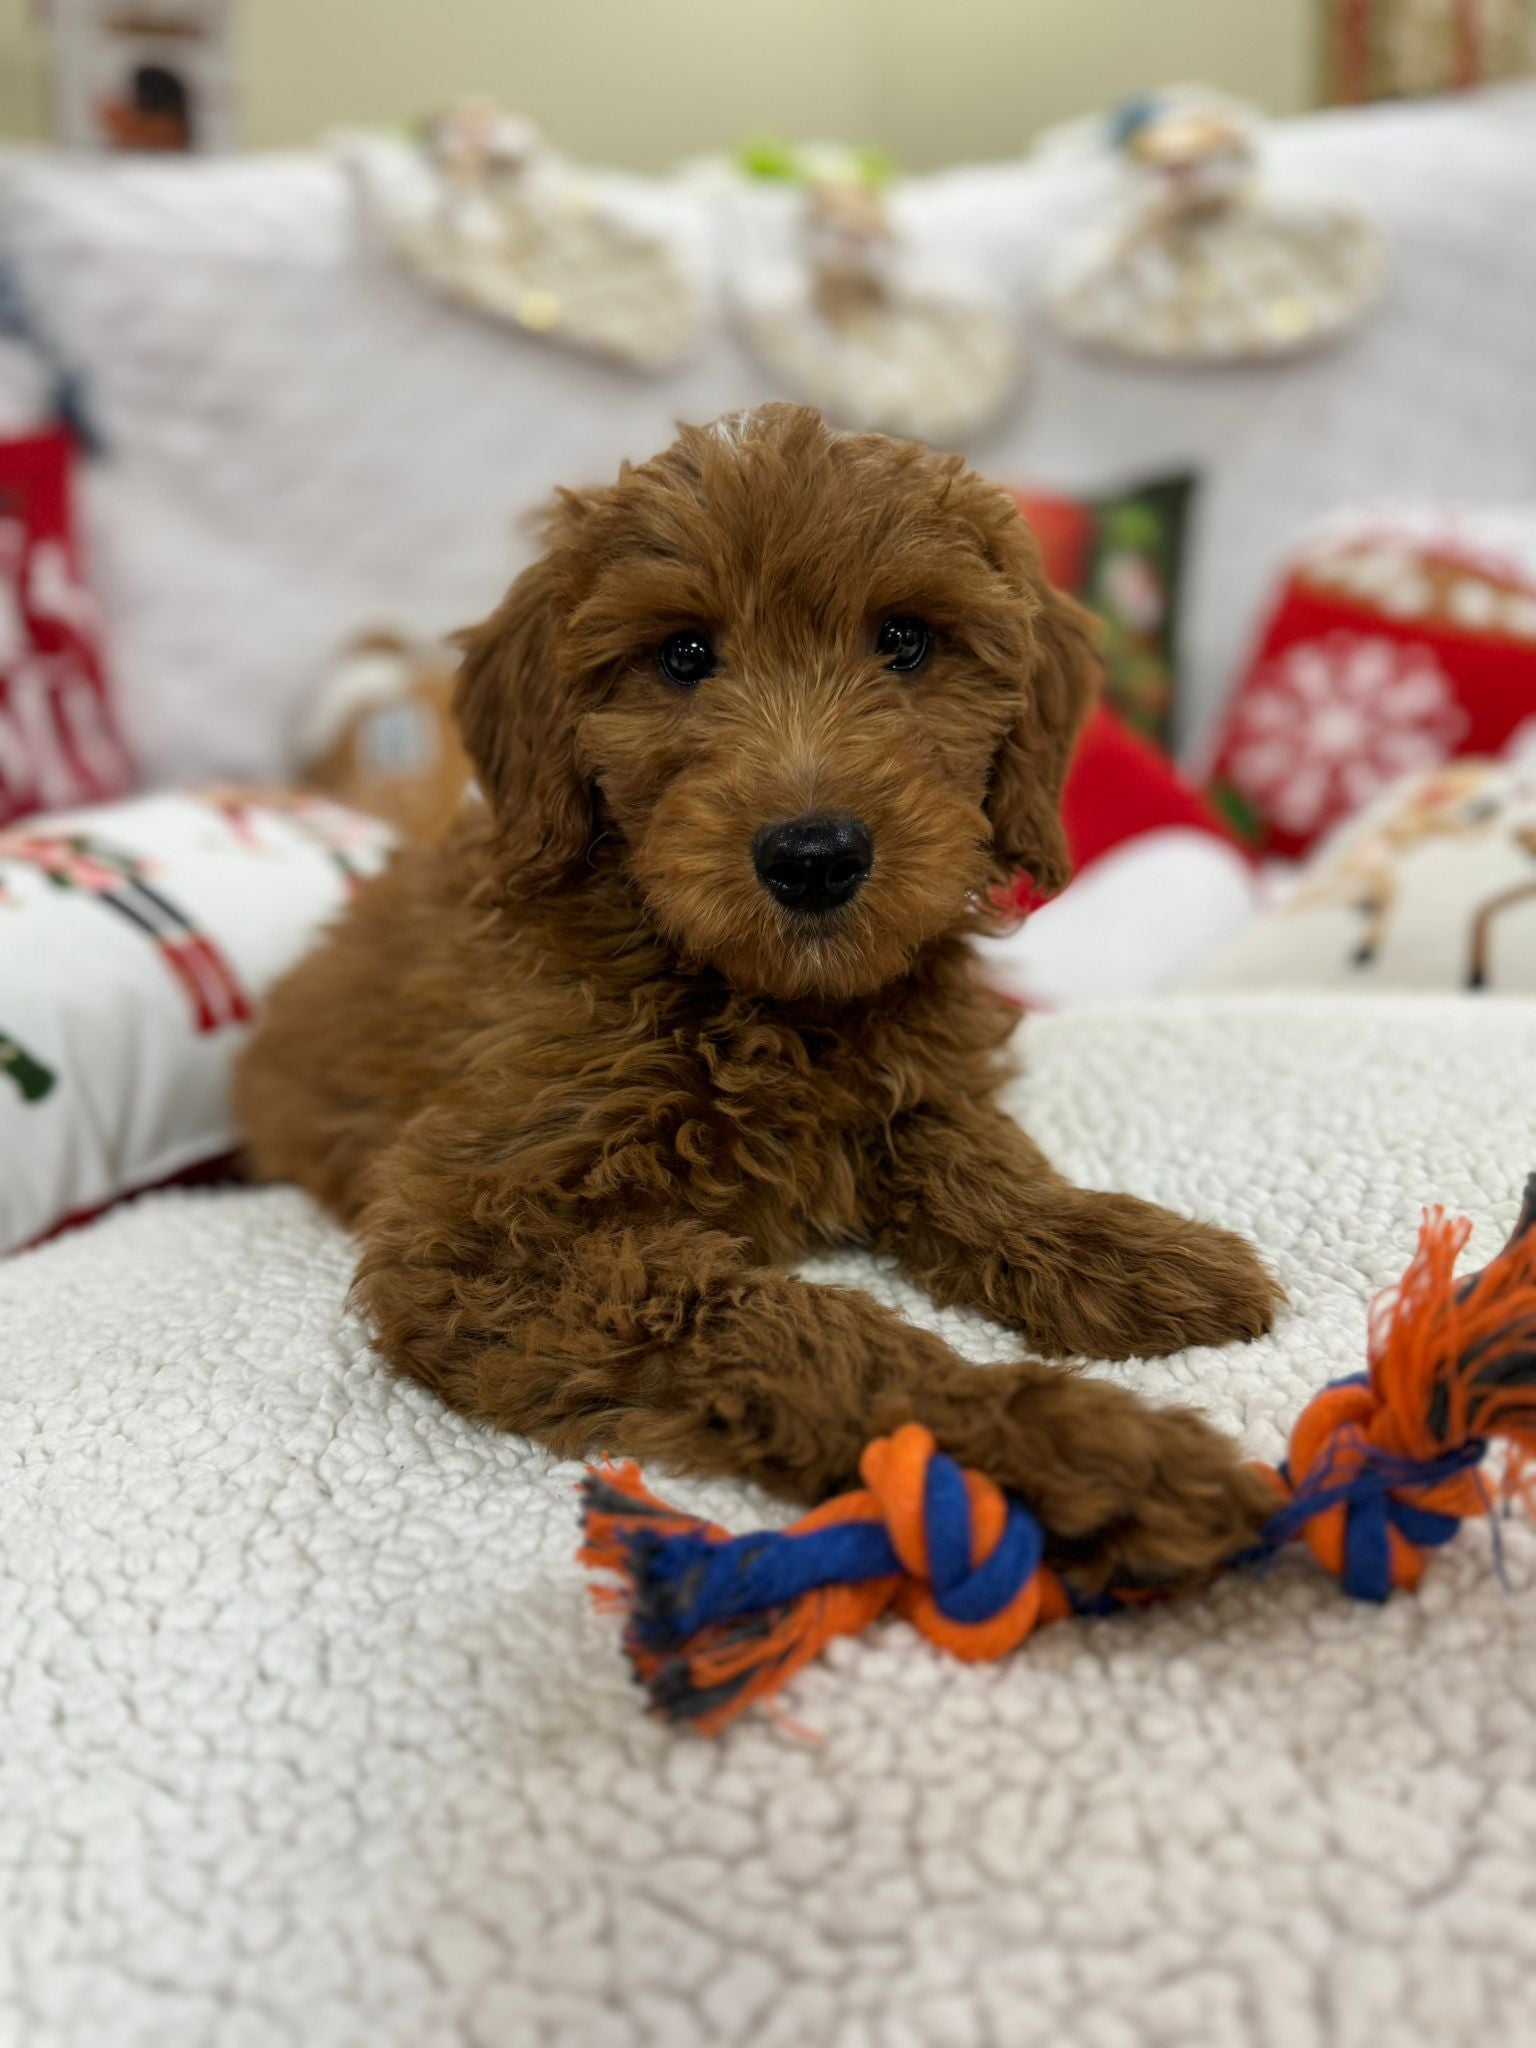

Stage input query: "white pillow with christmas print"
[
  {"left": 1184, "top": 755, "right": 1536, "bottom": 997},
  {"left": 0, "top": 787, "right": 394, "bottom": 1255}
]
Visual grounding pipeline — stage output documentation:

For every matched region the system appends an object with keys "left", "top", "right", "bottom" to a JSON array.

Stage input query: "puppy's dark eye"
[
  {"left": 657, "top": 630, "right": 717, "bottom": 688},
  {"left": 877, "top": 616, "right": 932, "bottom": 673}
]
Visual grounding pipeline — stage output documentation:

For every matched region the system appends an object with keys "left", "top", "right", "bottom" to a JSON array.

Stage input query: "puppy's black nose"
[{"left": 752, "top": 814, "right": 873, "bottom": 913}]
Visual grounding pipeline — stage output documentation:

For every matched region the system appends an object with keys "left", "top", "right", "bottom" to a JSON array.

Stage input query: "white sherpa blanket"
[{"left": 6, "top": 996, "right": 1536, "bottom": 2048}]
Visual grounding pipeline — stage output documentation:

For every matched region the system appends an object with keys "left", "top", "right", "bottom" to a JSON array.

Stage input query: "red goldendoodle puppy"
[{"left": 237, "top": 404, "right": 1280, "bottom": 1591}]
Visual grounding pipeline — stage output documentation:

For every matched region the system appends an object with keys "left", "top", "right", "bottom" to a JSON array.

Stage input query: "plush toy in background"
[
  {"left": 1190, "top": 758, "right": 1536, "bottom": 998},
  {"left": 724, "top": 140, "right": 1023, "bottom": 445},
  {"left": 583, "top": 1178, "right": 1536, "bottom": 1734},
  {"left": 295, "top": 631, "right": 473, "bottom": 844},
  {"left": 344, "top": 102, "right": 699, "bottom": 371},
  {"left": 1048, "top": 89, "right": 1386, "bottom": 364},
  {"left": 426, "top": 100, "right": 544, "bottom": 224},
  {"left": 801, "top": 174, "right": 898, "bottom": 328}
]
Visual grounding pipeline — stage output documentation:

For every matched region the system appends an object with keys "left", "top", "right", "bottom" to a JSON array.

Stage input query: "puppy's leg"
[
  {"left": 875, "top": 1107, "right": 1281, "bottom": 1362},
  {"left": 355, "top": 1195, "right": 1271, "bottom": 1594}
]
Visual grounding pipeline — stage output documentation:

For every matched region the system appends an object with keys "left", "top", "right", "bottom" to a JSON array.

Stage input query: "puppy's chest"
[{"left": 662, "top": 1016, "right": 891, "bottom": 1247}]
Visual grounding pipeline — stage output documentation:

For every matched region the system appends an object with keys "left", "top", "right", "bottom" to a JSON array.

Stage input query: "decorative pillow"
[
  {"left": 1207, "top": 517, "right": 1536, "bottom": 858},
  {"left": 1186, "top": 756, "right": 1536, "bottom": 997},
  {"left": 1011, "top": 474, "right": 1194, "bottom": 747},
  {"left": 977, "top": 705, "right": 1259, "bottom": 1007},
  {"left": 0, "top": 427, "right": 134, "bottom": 824},
  {"left": 0, "top": 788, "right": 394, "bottom": 1255}
]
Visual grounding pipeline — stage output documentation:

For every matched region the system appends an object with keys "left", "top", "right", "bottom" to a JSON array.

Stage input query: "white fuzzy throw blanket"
[{"left": 6, "top": 996, "right": 1536, "bottom": 2048}]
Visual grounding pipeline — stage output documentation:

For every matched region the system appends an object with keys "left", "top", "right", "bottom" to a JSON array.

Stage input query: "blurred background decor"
[
  {"left": 1048, "top": 89, "right": 1387, "bottom": 362},
  {"left": 1208, "top": 509, "right": 1536, "bottom": 850},
  {"left": 0, "top": 423, "right": 132, "bottom": 822},
  {"left": 346, "top": 104, "right": 701, "bottom": 371},
  {"left": 717, "top": 140, "right": 1023, "bottom": 442},
  {"left": 1011, "top": 472, "right": 1195, "bottom": 745},
  {"left": 1324, "top": 0, "right": 1536, "bottom": 102},
  {"left": 0, "top": 2, "right": 1324, "bottom": 163},
  {"left": 295, "top": 628, "right": 471, "bottom": 844},
  {"left": 1191, "top": 755, "right": 1536, "bottom": 992},
  {"left": 38, "top": 0, "right": 236, "bottom": 152}
]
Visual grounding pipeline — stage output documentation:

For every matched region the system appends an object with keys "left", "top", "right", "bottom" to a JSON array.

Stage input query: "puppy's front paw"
[
  {"left": 1019, "top": 1192, "right": 1282, "bottom": 1360},
  {"left": 991, "top": 1372, "right": 1273, "bottom": 1598}
]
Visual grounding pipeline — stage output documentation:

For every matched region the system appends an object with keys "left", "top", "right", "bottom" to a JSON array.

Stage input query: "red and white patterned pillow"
[
  {"left": 1208, "top": 518, "right": 1536, "bottom": 858},
  {"left": 0, "top": 788, "right": 395, "bottom": 1255},
  {"left": 0, "top": 427, "right": 134, "bottom": 824}
]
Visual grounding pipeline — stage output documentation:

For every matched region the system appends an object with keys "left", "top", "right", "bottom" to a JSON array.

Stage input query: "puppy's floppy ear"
[
  {"left": 453, "top": 548, "right": 593, "bottom": 890},
  {"left": 985, "top": 579, "right": 1101, "bottom": 899}
]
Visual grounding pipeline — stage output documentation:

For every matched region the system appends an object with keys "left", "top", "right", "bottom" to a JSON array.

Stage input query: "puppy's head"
[{"left": 457, "top": 404, "right": 1097, "bottom": 1000}]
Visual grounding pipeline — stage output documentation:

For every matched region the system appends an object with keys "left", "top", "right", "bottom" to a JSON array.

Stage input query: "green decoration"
[{"left": 1, "top": 1031, "right": 56, "bottom": 1104}]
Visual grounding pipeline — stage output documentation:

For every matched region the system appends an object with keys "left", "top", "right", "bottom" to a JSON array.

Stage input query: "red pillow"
[
  {"left": 1208, "top": 530, "right": 1536, "bottom": 857},
  {"left": 0, "top": 429, "right": 134, "bottom": 824},
  {"left": 1011, "top": 703, "right": 1240, "bottom": 913},
  {"left": 1062, "top": 703, "right": 1234, "bottom": 871},
  {"left": 1013, "top": 490, "right": 1095, "bottom": 593},
  {"left": 987, "top": 705, "right": 1257, "bottom": 1008}
]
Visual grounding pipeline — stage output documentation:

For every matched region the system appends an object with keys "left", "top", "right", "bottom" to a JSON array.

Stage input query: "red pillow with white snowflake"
[
  {"left": 0, "top": 427, "right": 135, "bottom": 824},
  {"left": 1208, "top": 523, "right": 1536, "bottom": 857}
]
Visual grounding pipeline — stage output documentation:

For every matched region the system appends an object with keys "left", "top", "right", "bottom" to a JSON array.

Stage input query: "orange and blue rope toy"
[{"left": 578, "top": 1175, "right": 1536, "bottom": 1735}]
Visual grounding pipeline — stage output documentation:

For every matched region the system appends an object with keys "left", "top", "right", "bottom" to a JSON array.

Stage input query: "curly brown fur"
[{"left": 237, "top": 405, "right": 1280, "bottom": 1594}]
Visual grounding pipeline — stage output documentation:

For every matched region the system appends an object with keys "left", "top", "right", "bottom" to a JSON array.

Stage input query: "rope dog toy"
[{"left": 579, "top": 1176, "right": 1536, "bottom": 1734}]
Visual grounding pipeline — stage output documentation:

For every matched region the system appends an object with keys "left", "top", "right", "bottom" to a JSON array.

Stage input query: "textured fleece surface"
[{"left": 5, "top": 995, "right": 1536, "bottom": 2048}]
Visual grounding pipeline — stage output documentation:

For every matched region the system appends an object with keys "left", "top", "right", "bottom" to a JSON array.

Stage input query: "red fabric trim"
[
  {"left": 1455, "top": 0, "right": 1481, "bottom": 87},
  {"left": 18, "top": 1152, "right": 242, "bottom": 1255},
  {"left": 1010, "top": 489, "right": 1095, "bottom": 594},
  {"left": 1340, "top": 0, "right": 1372, "bottom": 102},
  {"left": 1009, "top": 704, "right": 1241, "bottom": 913},
  {"left": 1062, "top": 704, "right": 1237, "bottom": 874}
]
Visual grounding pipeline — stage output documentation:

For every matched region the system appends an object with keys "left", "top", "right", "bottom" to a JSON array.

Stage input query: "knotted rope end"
[
  {"left": 1271, "top": 1179, "right": 1536, "bottom": 1600},
  {"left": 577, "top": 1424, "right": 1058, "bottom": 1734}
]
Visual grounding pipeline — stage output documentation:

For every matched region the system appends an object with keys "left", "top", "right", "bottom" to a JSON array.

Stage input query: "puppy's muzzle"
[{"left": 752, "top": 814, "right": 873, "bottom": 914}]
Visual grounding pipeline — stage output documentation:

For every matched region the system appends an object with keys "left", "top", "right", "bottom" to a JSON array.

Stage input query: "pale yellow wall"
[
  {"left": 0, "top": 0, "right": 46, "bottom": 140},
  {"left": 0, "top": 1, "right": 1318, "bottom": 165}
]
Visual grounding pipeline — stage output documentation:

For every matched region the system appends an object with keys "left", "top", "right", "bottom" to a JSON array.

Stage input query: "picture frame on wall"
[
  {"left": 38, "top": 0, "right": 238, "bottom": 153},
  {"left": 1324, "top": 0, "right": 1535, "bottom": 103}
]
